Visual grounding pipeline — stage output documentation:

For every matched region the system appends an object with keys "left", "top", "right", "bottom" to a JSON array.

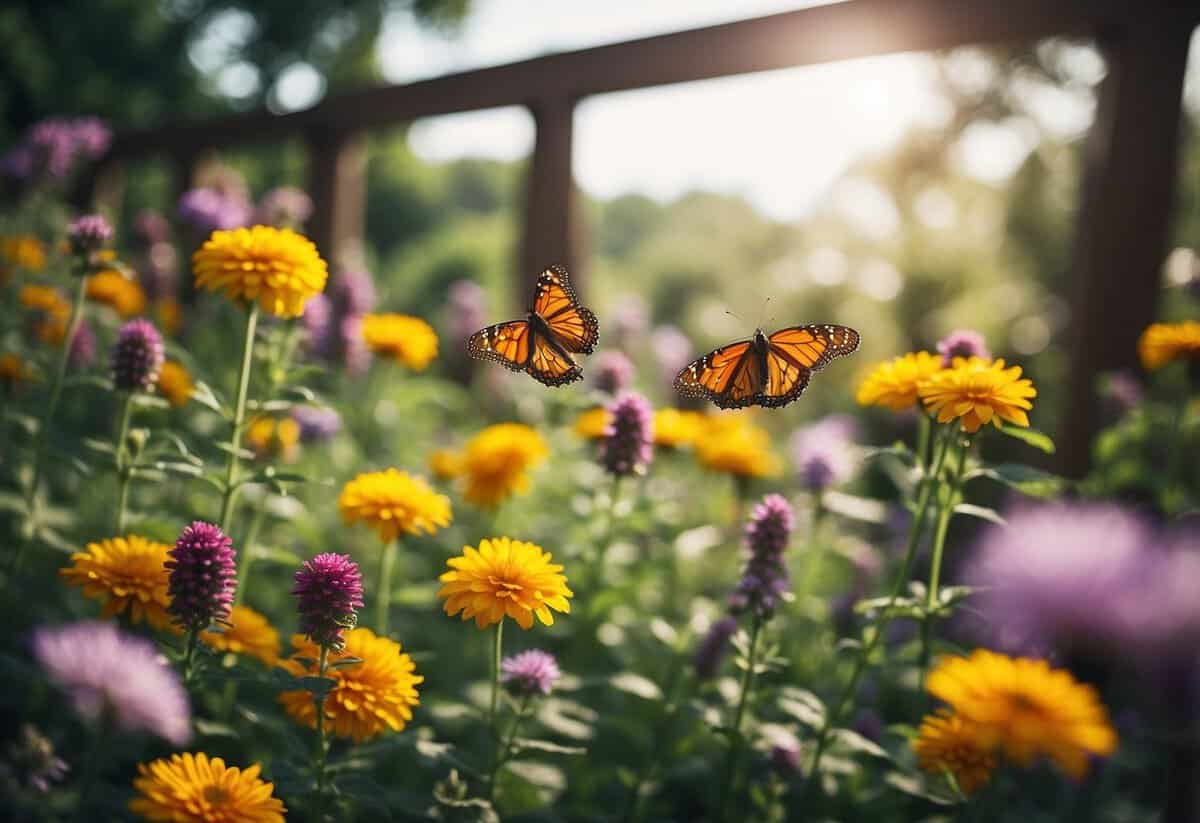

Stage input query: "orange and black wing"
[
  {"left": 531, "top": 265, "right": 599, "bottom": 354},
  {"left": 761, "top": 324, "right": 860, "bottom": 408},
  {"left": 673, "top": 340, "right": 764, "bottom": 410},
  {"left": 527, "top": 331, "right": 583, "bottom": 387},
  {"left": 467, "top": 320, "right": 532, "bottom": 372}
]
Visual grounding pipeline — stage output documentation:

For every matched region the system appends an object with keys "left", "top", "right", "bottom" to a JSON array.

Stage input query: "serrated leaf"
[
  {"left": 997, "top": 424, "right": 1056, "bottom": 454},
  {"left": 953, "top": 503, "right": 1006, "bottom": 525}
]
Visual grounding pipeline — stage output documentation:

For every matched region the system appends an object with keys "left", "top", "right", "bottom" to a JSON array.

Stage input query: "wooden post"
[
  {"left": 520, "top": 96, "right": 582, "bottom": 305},
  {"left": 306, "top": 128, "right": 368, "bottom": 271},
  {"left": 1059, "top": 18, "right": 1192, "bottom": 478}
]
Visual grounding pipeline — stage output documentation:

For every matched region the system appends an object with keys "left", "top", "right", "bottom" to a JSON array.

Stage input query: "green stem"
[
  {"left": 622, "top": 661, "right": 687, "bottom": 823},
  {"left": 590, "top": 474, "right": 623, "bottom": 586},
  {"left": 315, "top": 645, "right": 330, "bottom": 801},
  {"left": 218, "top": 305, "right": 259, "bottom": 535},
  {"left": 919, "top": 435, "right": 970, "bottom": 678},
  {"left": 489, "top": 619, "right": 505, "bottom": 733},
  {"left": 181, "top": 629, "right": 199, "bottom": 685},
  {"left": 375, "top": 540, "right": 397, "bottom": 635},
  {"left": 489, "top": 692, "right": 530, "bottom": 802},
  {"left": 113, "top": 391, "right": 136, "bottom": 533},
  {"left": 717, "top": 614, "right": 764, "bottom": 823},
  {"left": 74, "top": 713, "right": 110, "bottom": 821}
]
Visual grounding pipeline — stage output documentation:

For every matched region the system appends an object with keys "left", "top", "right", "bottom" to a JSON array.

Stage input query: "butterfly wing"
[
  {"left": 527, "top": 331, "right": 583, "bottom": 387},
  {"left": 531, "top": 265, "right": 599, "bottom": 354},
  {"left": 467, "top": 320, "right": 532, "bottom": 372},
  {"left": 674, "top": 340, "right": 764, "bottom": 409},
  {"left": 761, "top": 324, "right": 860, "bottom": 408}
]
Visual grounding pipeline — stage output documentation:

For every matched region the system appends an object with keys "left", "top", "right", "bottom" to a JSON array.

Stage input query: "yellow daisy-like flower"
[
  {"left": 428, "top": 449, "right": 462, "bottom": 480},
  {"left": 459, "top": 422, "right": 550, "bottom": 509},
  {"left": 60, "top": 535, "right": 175, "bottom": 631},
  {"left": 1, "top": 353, "right": 30, "bottom": 389},
  {"left": 653, "top": 408, "right": 705, "bottom": 448},
  {"left": 694, "top": 413, "right": 781, "bottom": 478},
  {"left": 279, "top": 628, "right": 423, "bottom": 743},
  {"left": 927, "top": 649, "right": 1117, "bottom": 779},
  {"left": 339, "top": 468, "right": 452, "bottom": 542},
  {"left": 0, "top": 235, "right": 47, "bottom": 281},
  {"left": 18, "top": 284, "right": 71, "bottom": 344},
  {"left": 913, "top": 709, "right": 997, "bottom": 795},
  {"left": 158, "top": 361, "right": 195, "bottom": 407},
  {"left": 437, "top": 536, "right": 573, "bottom": 630},
  {"left": 361, "top": 313, "right": 439, "bottom": 371},
  {"left": 1138, "top": 321, "right": 1200, "bottom": 371},
  {"left": 918, "top": 357, "right": 1037, "bottom": 434},
  {"left": 856, "top": 351, "right": 943, "bottom": 411},
  {"left": 200, "top": 605, "right": 281, "bottom": 666},
  {"left": 86, "top": 270, "right": 147, "bottom": 317},
  {"left": 244, "top": 416, "right": 300, "bottom": 461},
  {"left": 574, "top": 407, "right": 610, "bottom": 439},
  {"left": 129, "top": 752, "right": 286, "bottom": 823},
  {"left": 192, "top": 225, "right": 328, "bottom": 318}
]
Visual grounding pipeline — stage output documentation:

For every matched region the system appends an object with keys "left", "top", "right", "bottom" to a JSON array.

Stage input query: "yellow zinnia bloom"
[
  {"left": 18, "top": 284, "right": 71, "bottom": 344},
  {"left": 279, "top": 628, "right": 423, "bottom": 743},
  {"left": 1138, "top": 321, "right": 1200, "bottom": 371},
  {"left": 200, "top": 605, "right": 281, "bottom": 666},
  {"left": 438, "top": 536, "right": 573, "bottom": 630},
  {"left": 60, "top": 535, "right": 175, "bottom": 631},
  {"left": 86, "top": 270, "right": 147, "bottom": 317},
  {"left": 0, "top": 235, "right": 47, "bottom": 281},
  {"left": 428, "top": 449, "right": 462, "bottom": 480},
  {"left": 157, "top": 361, "right": 194, "bottom": 407},
  {"left": 192, "top": 225, "right": 328, "bottom": 318},
  {"left": 129, "top": 752, "right": 286, "bottom": 823},
  {"left": 574, "top": 407, "right": 610, "bottom": 439},
  {"left": 339, "top": 468, "right": 452, "bottom": 542},
  {"left": 927, "top": 649, "right": 1117, "bottom": 779},
  {"left": 653, "top": 408, "right": 705, "bottom": 448},
  {"left": 694, "top": 413, "right": 781, "bottom": 478},
  {"left": 913, "top": 709, "right": 997, "bottom": 795},
  {"left": 856, "top": 351, "right": 943, "bottom": 411},
  {"left": 459, "top": 422, "right": 549, "bottom": 509},
  {"left": 918, "top": 357, "right": 1036, "bottom": 434},
  {"left": 361, "top": 313, "right": 439, "bottom": 371}
]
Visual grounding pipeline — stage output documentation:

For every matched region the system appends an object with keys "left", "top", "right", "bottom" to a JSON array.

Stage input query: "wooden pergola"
[{"left": 90, "top": 0, "right": 1199, "bottom": 477}]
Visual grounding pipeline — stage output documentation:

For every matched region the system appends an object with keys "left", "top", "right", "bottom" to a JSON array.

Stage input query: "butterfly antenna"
[
  {"left": 759, "top": 296, "right": 774, "bottom": 329},
  {"left": 725, "top": 309, "right": 743, "bottom": 324}
]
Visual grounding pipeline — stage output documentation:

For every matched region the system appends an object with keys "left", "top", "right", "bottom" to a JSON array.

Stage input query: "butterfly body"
[{"left": 675, "top": 323, "right": 860, "bottom": 410}]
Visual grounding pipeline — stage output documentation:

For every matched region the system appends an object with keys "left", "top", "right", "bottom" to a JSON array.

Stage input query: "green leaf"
[
  {"left": 133, "top": 393, "right": 170, "bottom": 410},
  {"left": 152, "top": 460, "right": 205, "bottom": 479},
  {"left": 609, "top": 672, "right": 662, "bottom": 700},
  {"left": 997, "top": 424, "right": 1056, "bottom": 454},
  {"left": 511, "top": 738, "right": 588, "bottom": 756},
  {"left": 249, "top": 545, "right": 304, "bottom": 566},
  {"left": 861, "top": 442, "right": 915, "bottom": 465},
  {"left": 190, "top": 381, "right": 229, "bottom": 416},
  {"left": 937, "top": 585, "right": 979, "bottom": 608},
  {"left": 832, "top": 728, "right": 890, "bottom": 759},
  {"left": 953, "top": 503, "right": 1006, "bottom": 525},
  {"left": 777, "top": 688, "right": 826, "bottom": 728},
  {"left": 970, "top": 463, "right": 1068, "bottom": 498},
  {"left": 853, "top": 595, "right": 922, "bottom": 618}
]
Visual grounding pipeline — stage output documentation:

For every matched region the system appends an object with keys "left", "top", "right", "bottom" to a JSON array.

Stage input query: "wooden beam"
[
  {"left": 305, "top": 128, "right": 368, "bottom": 271},
  {"left": 1059, "top": 18, "right": 1193, "bottom": 477},
  {"left": 520, "top": 97, "right": 580, "bottom": 303}
]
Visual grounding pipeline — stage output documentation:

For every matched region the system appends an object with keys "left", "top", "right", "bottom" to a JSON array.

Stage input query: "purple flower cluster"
[
  {"left": 32, "top": 621, "right": 190, "bottom": 744},
  {"left": 111, "top": 318, "right": 164, "bottom": 392},
  {"left": 67, "top": 214, "right": 113, "bottom": 255},
  {"left": 302, "top": 269, "right": 377, "bottom": 375},
  {"left": 768, "top": 733, "right": 803, "bottom": 775},
  {"left": 177, "top": 187, "right": 253, "bottom": 235},
  {"left": 729, "top": 494, "right": 795, "bottom": 618},
  {"left": 501, "top": 649, "right": 562, "bottom": 696},
  {"left": 293, "top": 553, "right": 365, "bottom": 651},
  {"left": 166, "top": 522, "right": 237, "bottom": 632},
  {"left": 592, "top": 350, "right": 635, "bottom": 394},
  {"left": 1, "top": 117, "right": 110, "bottom": 182},
  {"left": 256, "top": 186, "right": 313, "bottom": 228},
  {"left": 936, "top": 329, "right": 990, "bottom": 366},
  {"left": 290, "top": 405, "right": 342, "bottom": 442},
  {"left": 602, "top": 392, "right": 654, "bottom": 477},
  {"left": 693, "top": 616, "right": 737, "bottom": 680},
  {"left": 790, "top": 414, "right": 858, "bottom": 492}
]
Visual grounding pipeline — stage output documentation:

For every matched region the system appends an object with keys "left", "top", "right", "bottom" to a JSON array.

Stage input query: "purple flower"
[
  {"left": 650, "top": 325, "right": 693, "bottom": 386},
  {"left": 32, "top": 621, "right": 190, "bottom": 744},
  {"left": 177, "top": 187, "right": 252, "bottom": 234},
  {"left": 936, "top": 329, "right": 990, "bottom": 366},
  {"left": 67, "top": 214, "right": 112, "bottom": 255},
  {"left": 331, "top": 268, "right": 377, "bottom": 316},
  {"left": 111, "top": 318, "right": 164, "bottom": 392},
  {"left": 602, "top": 392, "right": 654, "bottom": 476},
  {"left": 3, "top": 117, "right": 110, "bottom": 182},
  {"left": 730, "top": 494, "right": 795, "bottom": 618},
  {"left": 290, "top": 405, "right": 342, "bottom": 442},
  {"left": 790, "top": 414, "right": 858, "bottom": 492},
  {"left": 501, "top": 649, "right": 562, "bottom": 696},
  {"left": 256, "top": 186, "right": 313, "bottom": 228},
  {"left": 445, "top": 280, "right": 487, "bottom": 342},
  {"left": 293, "top": 553, "right": 365, "bottom": 651},
  {"left": 768, "top": 734, "right": 803, "bottom": 775},
  {"left": 338, "top": 314, "right": 372, "bottom": 375},
  {"left": 166, "top": 522, "right": 237, "bottom": 632},
  {"left": 68, "top": 321, "right": 96, "bottom": 370},
  {"left": 693, "top": 616, "right": 737, "bottom": 679},
  {"left": 592, "top": 350, "right": 635, "bottom": 394},
  {"left": 302, "top": 294, "right": 334, "bottom": 356},
  {"left": 139, "top": 242, "right": 179, "bottom": 301},
  {"left": 132, "top": 210, "right": 171, "bottom": 246}
]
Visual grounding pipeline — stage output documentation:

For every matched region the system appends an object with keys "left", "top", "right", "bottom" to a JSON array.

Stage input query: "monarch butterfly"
[
  {"left": 674, "top": 325, "right": 860, "bottom": 409},
  {"left": 467, "top": 265, "right": 599, "bottom": 386}
]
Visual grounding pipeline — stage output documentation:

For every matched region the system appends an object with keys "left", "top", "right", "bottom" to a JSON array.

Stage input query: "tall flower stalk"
[
  {"left": 918, "top": 433, "right": 971, "bottom": 678},
  {"left": 218, "top": 304, "right": 259, "bottom": 533},
  {"left": 487, "top": 620, "right": 505, "bottom": 801},
  {"left": 716, "top": 615, "right": 764, "bottom": 823},
  {"left": 109, "top": 318, "right": 164, "bottom": 533},
  {"left": 376, "top": 540, "right": 398, "bottom": 634}
]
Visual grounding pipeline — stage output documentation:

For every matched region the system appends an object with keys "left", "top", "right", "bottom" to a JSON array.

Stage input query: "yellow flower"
[
  {"left": 918, "top": 357, "right": 1037, "bottom": 434},
  {"left": 60, "top": 535, "right": 175, "bottom": 631},
  {"left": 279, "top": 628, "right": 423, "bottom": 743},
  {"left": 856, "top": 351, "right": 943, "bottom": 411},
  {"left": 156, "top": 298, "right": 183, "bottom": 336},
  {"left": 129, "top": 752, "right": 286, "bottom": 823},
  {"left": 200, "top": 605, "right": 281, "bottom": 666},
  {"left": 339, "top": 468, "right": 452, "bottom": 542},
  {"left": 927, "top": 649, "right": 1117, "bottom": 780},
  {"left": 157, "top": 361, "right": 194, "bottom": 407},
  {"left": 86, "top": 270, "right": 147, "bottom": 317},
  {"left": 653, "top": 408, "right": 705, "bottom": 448},
  {"left": 437, "top": 536, "right": 573, "bottom": 630},
  {"left": 913, "top": 709, "right": 997, "bottom": 795},
  {"left": 428, "top": 449, "right": 462, "bottom": 480},
  {"left": 244, "top": 416, "right": 299, "bottom": 461},
  {"left": 0, "top": 235, "right": 47, "bottom": 281},
  {"left": 694, "top": 413, "right": 781, "bottom": 478},
  {"left": 19, "top": 284, "right": 70, "bottom": 344},
  {"left": 192, "top": 225, "right": 328, "bottom": 318},
  {"left": 574, "top": 407, "right": 610, "bottom": 439},
  {"left": 1138, "top": 321, "right": 1200, "bottom": 371},
  {"left": 459, "top": 423, "right": 549, "bottom": 509},
  {"left": 361, "top": 313, "right": 439, "bottom": 371},
  {"left": 1, "top": 353, "right": 30, "bottom": 389}
]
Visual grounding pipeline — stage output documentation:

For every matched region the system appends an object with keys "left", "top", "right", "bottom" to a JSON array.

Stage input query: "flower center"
[
  {"left": 203, "top": 785, "right": 230, "bottom": 806},
  {"left": 488, "top": 576, "right": 524, "bottom": 599}
]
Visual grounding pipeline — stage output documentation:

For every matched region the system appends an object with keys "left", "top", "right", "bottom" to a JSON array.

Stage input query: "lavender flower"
[
  {"left": 592, "top": 350, "right": 635, "bottom": 394},
  {"left": 602, "top": 392, "right": 654, "bottom": 476},
  {"left": 768, "top": 734, "right": 803, "bottom": 775},
  {"left": 68, "top": 321, "right": 96, "bottom": 370},
  {"left": 132, "top": 210, "right": 171, "bottom": 246},
  {"left": 338, "top": 314, "right": 372, "bottom": 375},
  {"left": 290, "top": 405, "right": 342, "bottom": 442},
  {"left": 936, "top": 329, "right": 990, "bottom": 366},
  {"left": 256, "top": 186, "right": 314, "bottom": 228},
  {"left": 293, "top": 553, "right": 365, "bottom": 651},
  {"left": 67, "top": 214, "right": 113, "bottom": 255},
  {"left": 693, "top": 616, "right": 737, "bottom": 679},
  {"left": 301, "top": 294, "right": 334, "bottom": 355},
  {"left": 729, "top": 494, "right": 795, "bottom": 618},
  {"left": 2, "top": 726, "right": 69, "bottom": 793},
  {"left": 177, "top": 187, "right": 252, "bottom": 234},
  {"left": 331, "top": 268, "right": 377, "bottom": 317},
  {"left": 32, "top": 621, "right": 190, "bottom": 744},
  {"left": 166, "top": 522, "right": 237, "bottom": 632},
  {"left": 1, "top": 117, "right": 110, "bottom": 182},
  {"left": 111, "top": 318, "right": 164, "bottom": 391},
  {"left": 790, "top": 414, "right": 858, "bottom": 492},
  {"left": 501, "top": 649, "right": 562, "bottom": 696}
]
